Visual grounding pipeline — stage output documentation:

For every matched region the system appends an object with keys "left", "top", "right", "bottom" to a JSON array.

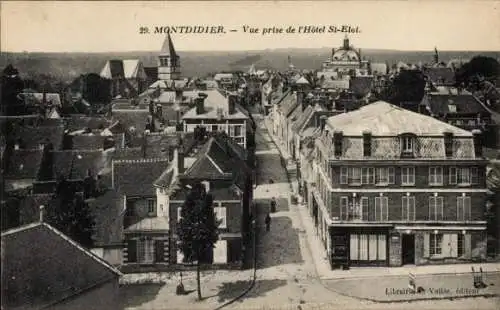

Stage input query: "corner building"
[{"left": 310, "top": 101, "right": 489, "bottom": 267}]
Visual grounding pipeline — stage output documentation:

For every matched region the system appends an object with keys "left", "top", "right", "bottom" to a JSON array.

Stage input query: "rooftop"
[
  {"left": 112, "top": 158, "right": 169, "bottom": 196},
  {"left": 326, "top": 101, "right": 473, "bottom": 136},
  {"left": 181, "top": 90, "right": 250, "bottom": 120}
]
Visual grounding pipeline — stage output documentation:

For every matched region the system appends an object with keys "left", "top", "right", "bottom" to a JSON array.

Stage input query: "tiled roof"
[
  {"left": 326, "top": 101, "right": 473, "bottom": 136},
  {"left": 154, "top": 167, "right": 175, "bottom": 188},
  {"left": 292, "top": 104, "right": 325, "bottom": 134},
  {"left": 100, "top": 59, "right": 124, "bottom": 79},
  {"left": 126, "top": 216, "right": 169, "bottom": 232},
  {"left": 11, "top": 125, "right": 64, "bottom": 150},
  {"left": 295, "top": 76, "right": 310, "bottom": 85},
  {"left": 277, "top": 90, "right": 298, "bottom": 117},
  {"left": 123, "top": 59, "right": 147, "bottom": 79},
  {"left": 149, "top": 79, "right": 188, "bottom": 90},
  {"left": 422, "top": 88, "right": 490, "bottom": 115},
  {"left": 49, "top": 150, "right": 109, "bottom": 181},
  {"left": 143, "top": 132, "right": 182, "bottom": 160},
  {"left": 423, "top": 67, "right": 455, "bottom": 85},
  {"left": 71, "top": 134, "right": 124, "bottom": 151},
  {"left": 1, "top": 222, "right": 120, "bottom": 309},
  {"left": 144, "top": 67, "right": 159, "bottom": 81},
  {"left": 181, "top": 90, "right": 250, "bottom": 120},
  {"left": 112, "top": 158, "right": 169, "bottom": 196},
  {"left": 111, "top": 110, "right": 150, "bottom": 134},
  {"left": 65, "top": 116, "right": 112, "bottom": 132},
  {"left": 320, "top": 79, "right": 350, "bottom": 90},
  {"left": 3, "top": 149, "right": 44, "bottom": 179}
]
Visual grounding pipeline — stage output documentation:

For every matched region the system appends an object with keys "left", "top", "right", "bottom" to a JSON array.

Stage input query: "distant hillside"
[{"left": 1, "top": 49, "right": 499, "bottom": 82}]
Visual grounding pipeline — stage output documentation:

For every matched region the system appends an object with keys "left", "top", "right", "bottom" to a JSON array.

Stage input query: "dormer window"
[{"left": 400, "top": 134, "right": 416, "bottom": 158}]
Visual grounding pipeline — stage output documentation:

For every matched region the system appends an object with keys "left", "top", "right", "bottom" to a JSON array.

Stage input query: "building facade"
[{"left": 309, "top": 101, "right": 489, "bottom": 268}]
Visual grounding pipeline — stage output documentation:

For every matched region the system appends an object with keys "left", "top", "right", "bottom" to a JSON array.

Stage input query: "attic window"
[{"left": 400, "top": 134, "right": 416, "bottom": 158}]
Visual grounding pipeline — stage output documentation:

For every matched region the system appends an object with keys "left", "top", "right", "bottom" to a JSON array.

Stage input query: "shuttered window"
[
  {"left": 350, "top": 234, "right": 386, "bottom": 262},
  {"left": 457, "top": 196, "right": 471, "bottom": 221}
]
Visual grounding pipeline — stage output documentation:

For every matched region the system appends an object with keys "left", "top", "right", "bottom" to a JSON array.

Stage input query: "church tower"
[
  {"left": 158, "top": 33, "right": 181, "bottom": 81},
  {"left": 343, "top": 35, "right": 350, "bottom": 50}
]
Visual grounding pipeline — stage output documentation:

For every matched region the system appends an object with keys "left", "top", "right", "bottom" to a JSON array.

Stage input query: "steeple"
[
  {"left": 158, "top": 33, "right": 181, "bottom": 81},
  {"left": 343, "top": 35, "right": 350, "bottom": 50},
  {"left": 433, "top": 47, "right": 439, "bottom": 64}
]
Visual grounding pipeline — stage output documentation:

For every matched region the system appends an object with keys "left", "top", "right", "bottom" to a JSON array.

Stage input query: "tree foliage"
[
  {"left": 176, "top": 182, "right": 219, "bottom": 300},
  {"left": 456, "top": 56, "right": 500, "bottom": 86},
  {"left": 46, "top": 177, "right": 95, "bottom": 248},
  {"left": 1, "top": 65, "right": 25, "bottom": 115},
  {"left": 381, "top": 69, "right": 426, "bottom": 105}
]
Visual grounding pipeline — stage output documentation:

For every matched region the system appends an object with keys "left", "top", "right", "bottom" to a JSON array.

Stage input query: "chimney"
[
  {"left": 362, "top": 131, "right": 372, "bottom": 157},
  {"left": 472, "top": 129, "right": 483, "bottom": 157},
  {"left": 333, "top": 131, "right": 343, "bottom": 157},
  {"left": 443, "top": 131, "right": 454, "bottom": 158},
  {"left": 319, "top": 115, "right": 327, "bottom": 131},
  {"left": 195, "top": 93, "right": 207, "bottom": 114},
  {"left": 177, "top": 144, "right": 185, "bottom": 174},
  {"left": 39, "top": 205, "right": 45, "bottom": 223},
  {"left": 228, "top": 94, "right": 237, "bottom": 115}
]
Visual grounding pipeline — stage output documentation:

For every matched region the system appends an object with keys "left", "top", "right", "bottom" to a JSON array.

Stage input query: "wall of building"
[{"left": 329, "top": 191, "right": 487, "bottom": 222}]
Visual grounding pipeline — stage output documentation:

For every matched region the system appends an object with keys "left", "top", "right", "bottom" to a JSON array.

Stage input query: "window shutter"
[
  {"left": 409, "top": 197, "right": 415, "bottom": 221},
  {"left": 471, "top": 167, "right": 478, "bottom": 184},
  {"left": 423, "top": 233, "right": 430, "bottom": 257},
  {"left": 155, "top": 240, "right": 165, "bottom": 263},
  {"left": 361, "top": 197, "right": 369, "bottom": 221},
  {"left": 457, "top": 197, "right": 464, "bottom": 221},
  {"left": 465, "top": 197, "right": 471, "bottom": 220},
  {"left": 450, "top": 234, "right": 458, "bottom": 258},
  {"left": 438, "top": 197, "right": 444, "bottom": 221},
  {"left": 402, "top": 197, "right": 408, "bottom": 221},
  {"left": 177, "top": 249, "right": 184, "bottom": 264},
  {"left": 177, "top": 207, "right": 182, "bottom": 221},
  {"left": 126, "top": 239, "right": 137, "bottom": 263},
  {"left": 382, "top": 197, "right": 389, "bottom": 221},
  {"left": 213, "top": 240, "right": 228, "bottom": 264},
  {"left": 340, "top": 167, "right": 348, "bottom": 184},
  {"left": 374, "top": 197, "right": 380, "bottom": 221},
  {"left": 340, "top": 197, "right": 348, "bottom": 220},
  {"left": 464, "top": 234, "right": 472, "bottom": 259}
]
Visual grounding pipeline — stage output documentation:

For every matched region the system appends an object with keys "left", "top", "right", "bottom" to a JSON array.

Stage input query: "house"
[
  {"left": 421, "top": 86, "right": 493, "bottom": 145},
  {"left": 214, "top": 73, "right": 238, "bottom": 91},
  {"left": 1, "top": 217, "right": 122, "bottom": 310},
  {"left": 181, "top": 90, "right": 251, "bottom": 149},
  {"left": 309, "top": 101, "right": 489, "bottom": 267},
  {"left": 422, "top": 67, "right": 456, "bottom": 87},
  {"left": 370, "top": 62, "right": 388, "bottom": 76},
  {"left": 113, "top": 158, "right": 172, "bottom": 271},
  {"left": 270, "top": 90, "right": 298, "bottom": 144},
  {"left": 168, "top": 133, "right": 253, "bottom": 267},
  {"left": 100, "top": 59, "right": 148, "bottom": 99}
]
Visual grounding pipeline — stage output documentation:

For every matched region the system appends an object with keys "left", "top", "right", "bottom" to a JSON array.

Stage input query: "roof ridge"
[{"left": 112, "top": 158, "right": 169, "bottom": 164}]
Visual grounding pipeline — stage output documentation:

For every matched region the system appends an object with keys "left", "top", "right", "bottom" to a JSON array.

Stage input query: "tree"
[
  {"left": 456, "top": 56, "right": 500, "bottom": 87},
  {"left": 46, "top": 176, "right": 95, "bottom": 248},
  {"left": 1, "top": 65, "right": 25, "bottom": 116},
  {"left": 381, "top": 69, "right": 426, "bottom": 105},
  {"left": 176, "top": 182, "right": 219, "bottom": 300}
]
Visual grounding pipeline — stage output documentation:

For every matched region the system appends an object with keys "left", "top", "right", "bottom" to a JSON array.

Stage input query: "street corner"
[{"left": 321, "top": 272, "right": 500, "bottom": 303}]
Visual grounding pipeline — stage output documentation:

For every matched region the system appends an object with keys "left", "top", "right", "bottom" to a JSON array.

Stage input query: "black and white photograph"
[{"left": 1, "top": 1, "right": 500, "bottom": 309}]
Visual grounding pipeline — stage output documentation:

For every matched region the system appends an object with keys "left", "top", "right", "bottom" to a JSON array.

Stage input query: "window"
[
  {"left": 360, "top": 197, "right": 369, "bottom": 221},
  {"left": 457, "top": 196, "right": 471, "bottom": 221},
  {"left": 402, "top": 196, "right": 416, "bottom": 221},
  {"left": 374, "top": 196, "right": 388, "bottom": 221},
  {"left": 401, "top": 136, "right": 415, "bottom": 156},
  {"left": 401, "top": 167, "right": 415, "bottom": 185},
  {"left": 215, "top": 206, "right": 227, "bottom": 228},
  {"left": 348, "top": 198, "right": 365, "bottom": 221},
  {"left": 348, "top": 167, "right": 361, "bottom": 185},
  {"left": 429, "top": 196, "right": 444, "bottom": 221},
  {"left": 457, "top": 234, "right": 465, "bottom": 257},
  {"left": 471, "top": 167, "right": 479, "bottom": 184},
  {"left": 212, "top": 125, "right": 218, "bottom": 131},
  {"left": 350, "top": 234, "right": 386, "bottom": 261},
  {"left": 429, "top": 167, "right": 443, "bottom": 185},
  {"left": 375, "top": 167, "right": 395, "bottom": 185},
  {"left": 450, "top": 167, "right": 473, "bottom": 185},
  {"left": 233, "top": 125, "right": 243, "bottom": 137},
  {"left": 361, "top": 168, "right": 374, "bottom": 184},
  {"left": 177, "top": 207, "right": 183, "bottom": 222},
  {"left": 430, "top": 234, "right": 443, "bottom": 257},
  {"left": 137, "top": 237, "right": 154, "bottom": 264},
  {"left": 340, "top": 167, "right": 348, "bottom": 184},
  {"left": 147, "top": 199, "right": 156, "bottom": 216}
]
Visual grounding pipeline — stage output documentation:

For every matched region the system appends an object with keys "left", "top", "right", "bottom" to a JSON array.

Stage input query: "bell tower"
[{"left": 158, "top": 33, "right": 181, "bottom": 81}]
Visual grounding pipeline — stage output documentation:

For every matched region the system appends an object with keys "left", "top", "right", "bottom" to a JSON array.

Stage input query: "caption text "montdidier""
[{"left": 139, "top": 25, "right": 361, "bottom": 35}]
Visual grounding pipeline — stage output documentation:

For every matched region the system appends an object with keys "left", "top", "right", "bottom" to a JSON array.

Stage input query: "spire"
[
  {"left": 160, "top": 32, "right": 177, "bottom": 57},
  {"left": 434, "top": 47, "right": 439, "bottom": 64},
  {"left": 343, "top": 35, "right": 350, "bottom": 50}
]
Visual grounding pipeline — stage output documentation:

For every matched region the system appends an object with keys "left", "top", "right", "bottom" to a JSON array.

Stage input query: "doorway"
[{"left": 402, "top": 234, "right": 415, "bottom": 265}]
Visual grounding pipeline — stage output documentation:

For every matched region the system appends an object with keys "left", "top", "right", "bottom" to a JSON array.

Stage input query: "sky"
[{"left": 1, "top": 1, "right": 500, "bottom": 53}]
